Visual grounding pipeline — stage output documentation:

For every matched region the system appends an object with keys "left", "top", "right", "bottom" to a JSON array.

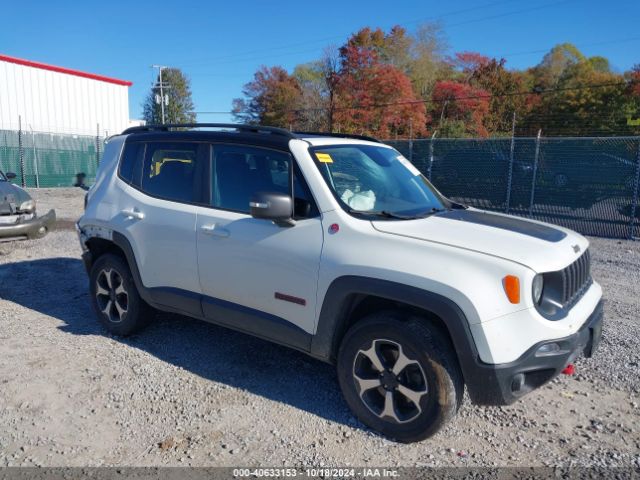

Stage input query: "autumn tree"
[
  {"left": 452, "top": 52, "right": 491, "bottom": 81},
  {"left": 466, "top": 57, "right": 532, "bottom": 134},
  {"left": 142, "top": 68, "right": 196, "bottom": 124},
  {"left": 333, "top": 35, "right": 428, "bottom": 138},
  {"left": 342, "top": 24, "right": 449, "bottom": 100},
  {"left": 232, "top": 66, "right": 301, "bottom": 127},
  {"left": 628, "top": 64, "right": 640, "bottom": 97},
  {"left": 232, "top": 28, "right": 634, "bottom": 138},
  {"left": 431, "top": 80, "right": 490, "bottom": 137},
  {"left": 624, "top": 65, "right": 640, "bottom": 134}
]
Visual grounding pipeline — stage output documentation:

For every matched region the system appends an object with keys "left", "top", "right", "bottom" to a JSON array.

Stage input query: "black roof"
[{"left": 120, "top": 123, "right": 380, "bottom": 149}]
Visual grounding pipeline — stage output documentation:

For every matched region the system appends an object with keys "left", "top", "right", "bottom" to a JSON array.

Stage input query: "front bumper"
[
  {"left": 0, "top": 209, "right": 56, "bottom": 241},
  {"left": 465, "top": 299, "right": 603, "bottom": 406}
]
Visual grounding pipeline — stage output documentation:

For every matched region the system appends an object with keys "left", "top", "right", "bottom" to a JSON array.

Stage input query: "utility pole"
[
  {"left": 505, "top": 111, "right": 517, "bottom": 214},
  {"left": 151, "top": 65, "right": 169, "bottom": 124}
]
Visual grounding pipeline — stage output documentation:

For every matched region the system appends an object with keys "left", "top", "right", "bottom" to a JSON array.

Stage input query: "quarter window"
[{"left": 119, "top": 142, "right": 144, "bottom": 185}]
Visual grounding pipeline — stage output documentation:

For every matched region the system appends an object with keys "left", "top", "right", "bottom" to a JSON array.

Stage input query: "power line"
[
  {"left": 176, "top": 0, "right": 570, "bottom": 69},
  {"left": 444, "top": 0, "right": 574, "bottom": 29},
  {"left": 177, "top": 0, "right": 521, "bottom": 67},
  {"left": 495, "top": 35, "right": 640, "bottom": 59}
]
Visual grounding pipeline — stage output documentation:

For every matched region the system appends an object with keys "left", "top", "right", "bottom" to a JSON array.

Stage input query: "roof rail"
[
  {"left": 293, "top": 131, "right": 380, "bottom": 143},
  {"left": 121, "top": 123, "right": 296, "bottom": 138}
]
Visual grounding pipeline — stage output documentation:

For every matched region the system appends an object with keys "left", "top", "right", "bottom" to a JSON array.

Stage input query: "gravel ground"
[
  {"left": 27, "top": 188, "right": 85, "bottom": 226},
  {"left": 0, "top": 189, "right": 638, "bottom": 468}
]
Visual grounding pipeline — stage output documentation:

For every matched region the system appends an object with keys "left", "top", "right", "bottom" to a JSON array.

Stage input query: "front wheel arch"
[{"left": 310, "top": 277, "right": 478, "bottom": 389}]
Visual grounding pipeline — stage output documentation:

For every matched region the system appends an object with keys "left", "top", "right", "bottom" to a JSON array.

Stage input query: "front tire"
[
  {"left": 337, "top": 312, "right": 463, "bottom": 442},
  {"left": 89, "top": 253, "right": 152, "bottom": 336}
]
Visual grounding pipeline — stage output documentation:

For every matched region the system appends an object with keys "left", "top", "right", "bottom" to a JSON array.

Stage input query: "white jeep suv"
[{"left": 77, "top": 124, "right": 603, "bottom": 442}]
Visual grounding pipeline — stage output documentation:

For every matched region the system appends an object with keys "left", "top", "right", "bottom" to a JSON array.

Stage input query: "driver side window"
[
  {"left": 211, "top": 145, "right": 291, "bottom": 213},
  {"left": 210, "top": 144, "right": 317, "bottom": 218}
]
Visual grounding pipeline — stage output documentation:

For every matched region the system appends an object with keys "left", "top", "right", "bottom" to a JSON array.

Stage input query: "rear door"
[
  {"left": 195, "top": 143, "right": 323, "bottom": 346},
  {"left": 117, "top": 140, "right": 207, "bottom": 315}
]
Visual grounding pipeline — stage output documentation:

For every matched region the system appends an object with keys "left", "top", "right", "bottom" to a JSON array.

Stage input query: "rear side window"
[
  {"left": 119, "top": 142, "right": 144, "bottom": 185},
  {"left": 141, "top": 142, "right": 204, "bottom": 204}
]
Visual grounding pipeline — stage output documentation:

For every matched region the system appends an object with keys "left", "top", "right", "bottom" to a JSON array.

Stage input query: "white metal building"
[{"left": 0, "top": 54, "right": 132, "bottom": 136}]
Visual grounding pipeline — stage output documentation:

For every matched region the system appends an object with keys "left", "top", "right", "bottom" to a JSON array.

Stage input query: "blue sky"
[{"left": 2, "top": 0, "right": 639, "bottom": 123}]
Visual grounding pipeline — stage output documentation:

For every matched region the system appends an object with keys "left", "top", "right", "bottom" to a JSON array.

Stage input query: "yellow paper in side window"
[{"left": 316, "top": 152, "right": 333, "bottom": 163}]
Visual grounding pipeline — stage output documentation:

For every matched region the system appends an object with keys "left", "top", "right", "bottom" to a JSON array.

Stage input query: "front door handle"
[
  {"left": 200, "top": 224, "right": 230, "bottom": 238},
  {"left": 121, "top": 209, "right": 145, "bottom": 220}
]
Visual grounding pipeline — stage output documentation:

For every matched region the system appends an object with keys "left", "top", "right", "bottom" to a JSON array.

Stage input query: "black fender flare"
[
  {"left": 310, "top": 276, "right": 481, "bottom": 385},
  {"left": 110, "top": 231, "right": 156, "bottom": 306}
]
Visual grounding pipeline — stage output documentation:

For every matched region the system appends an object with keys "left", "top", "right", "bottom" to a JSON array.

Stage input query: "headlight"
[
  {"left": 532, "top": 274, "right": 544, "bottom": 305},
  {"left": 18, "top": 199, "right": 36, "bottom": 213}
]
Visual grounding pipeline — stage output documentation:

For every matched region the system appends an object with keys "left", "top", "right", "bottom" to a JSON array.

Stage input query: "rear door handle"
[
  {"left": 121, "top": 209, "right": 145, "bottom": 220},
  {"left": 200, "top": 224, "right": 230, "bottom": 238}
]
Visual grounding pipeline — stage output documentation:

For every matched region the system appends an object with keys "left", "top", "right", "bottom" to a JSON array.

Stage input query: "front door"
[{"left": 196, "top": 144, "right": 323, "bottom": 348}]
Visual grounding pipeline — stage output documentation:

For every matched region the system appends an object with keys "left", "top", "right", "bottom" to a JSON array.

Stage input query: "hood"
[
  {"left": 372, "top": 208, "right": 588, "bottom": 273},
  {"left": 0, "top": 181, "right": 32, "bottom": 213}
]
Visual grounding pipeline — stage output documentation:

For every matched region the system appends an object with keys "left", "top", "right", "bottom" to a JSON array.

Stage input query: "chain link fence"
[
  {"left": 386, "top": 136, "right": 640, "bottom": 240},
  {"left": 0, "top": 128, "right": 104, "bottom": 188},
  {"left": 0, "top": 126, "right": 638, "bottom": 240}
]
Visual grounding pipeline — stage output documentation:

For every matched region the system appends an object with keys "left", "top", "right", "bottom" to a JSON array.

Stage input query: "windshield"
[{"left": 311, "top": 144, "right": 449, "bottom": 218}]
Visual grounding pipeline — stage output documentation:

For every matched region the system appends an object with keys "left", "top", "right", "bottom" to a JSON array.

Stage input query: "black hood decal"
[{"left": 437, "top": 209, "right": 567, "bottom": 242}]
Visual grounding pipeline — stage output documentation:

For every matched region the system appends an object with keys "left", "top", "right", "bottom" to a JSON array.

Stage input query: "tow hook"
[{"left": 561, "top": 364, "right": 575, "bottom": 375}]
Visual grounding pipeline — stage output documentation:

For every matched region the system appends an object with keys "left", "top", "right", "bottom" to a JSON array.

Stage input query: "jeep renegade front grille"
[{"left": 559, "top": 249, "right": 592, "bottom": 309}]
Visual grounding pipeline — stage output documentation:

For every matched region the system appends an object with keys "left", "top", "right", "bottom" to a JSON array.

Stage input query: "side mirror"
[
  {"left": 5, "top": 172, "right": 16, "bottom": 180},
  {"left": 250, "top": 192, "right": 295, "bottom": 227}
]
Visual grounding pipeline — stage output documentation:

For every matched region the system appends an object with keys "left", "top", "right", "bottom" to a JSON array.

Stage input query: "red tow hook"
[{"left": 561, "top": 364, "right": 575, "bottom": 375}]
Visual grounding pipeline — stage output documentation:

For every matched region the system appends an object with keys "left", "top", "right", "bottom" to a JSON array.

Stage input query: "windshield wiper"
[
  {"left": 449, "top": 201, "right": 468, "bottom": 210},
  {"left": 347, "top": 209, "right": 417, "bottom": 220},
  {"left": 413, "top": 207, "right": 448, "bottom": 218}
]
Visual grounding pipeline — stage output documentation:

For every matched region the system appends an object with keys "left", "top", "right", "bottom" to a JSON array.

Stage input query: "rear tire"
[
  {"left": 89, "top": 253, "right": 152, "bottom": 336},
  {"left": 337, "top": 312, "right": 463, "bottom": 443}
]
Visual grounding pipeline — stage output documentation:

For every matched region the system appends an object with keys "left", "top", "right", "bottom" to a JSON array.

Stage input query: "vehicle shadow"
[{"left": 2, "top": 257, "right": 359, "bottom": 429}]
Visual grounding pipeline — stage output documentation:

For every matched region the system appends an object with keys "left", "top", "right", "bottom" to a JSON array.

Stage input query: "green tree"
[
  {"left": 292, "top": 46, "right": 341, "bottom": 131},
  {"left": 527, "top": 60, "right": 627, "bottom": 136},
  {"left": 407, "top": 22, "right": 450, "bottom": 99},
  {"left": 587, "top": 56, "right": 611, "bottom": 73},
  {"left": 142, "top": 68, "right": 196, "bottom": 124},
  {"left": 533, "top": 43, "right": 585, "bottom": 87},
  {"left": 293, "top": 61, "right": 328, "bottom": 131}
]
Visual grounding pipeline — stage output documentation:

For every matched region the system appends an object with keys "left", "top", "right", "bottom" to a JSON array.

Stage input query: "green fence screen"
[{"left": 0, "top": 129, "right": 104, "bottom": 188}]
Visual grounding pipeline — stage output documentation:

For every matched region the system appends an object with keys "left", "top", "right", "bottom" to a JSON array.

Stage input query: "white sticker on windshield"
[{"left": 396, "top": 155, "right": 421, "bottom": 177}]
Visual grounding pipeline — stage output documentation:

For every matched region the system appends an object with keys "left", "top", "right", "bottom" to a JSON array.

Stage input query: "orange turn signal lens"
[{"left": 502, "top": 275, "right": 520, "bottom": 304}]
